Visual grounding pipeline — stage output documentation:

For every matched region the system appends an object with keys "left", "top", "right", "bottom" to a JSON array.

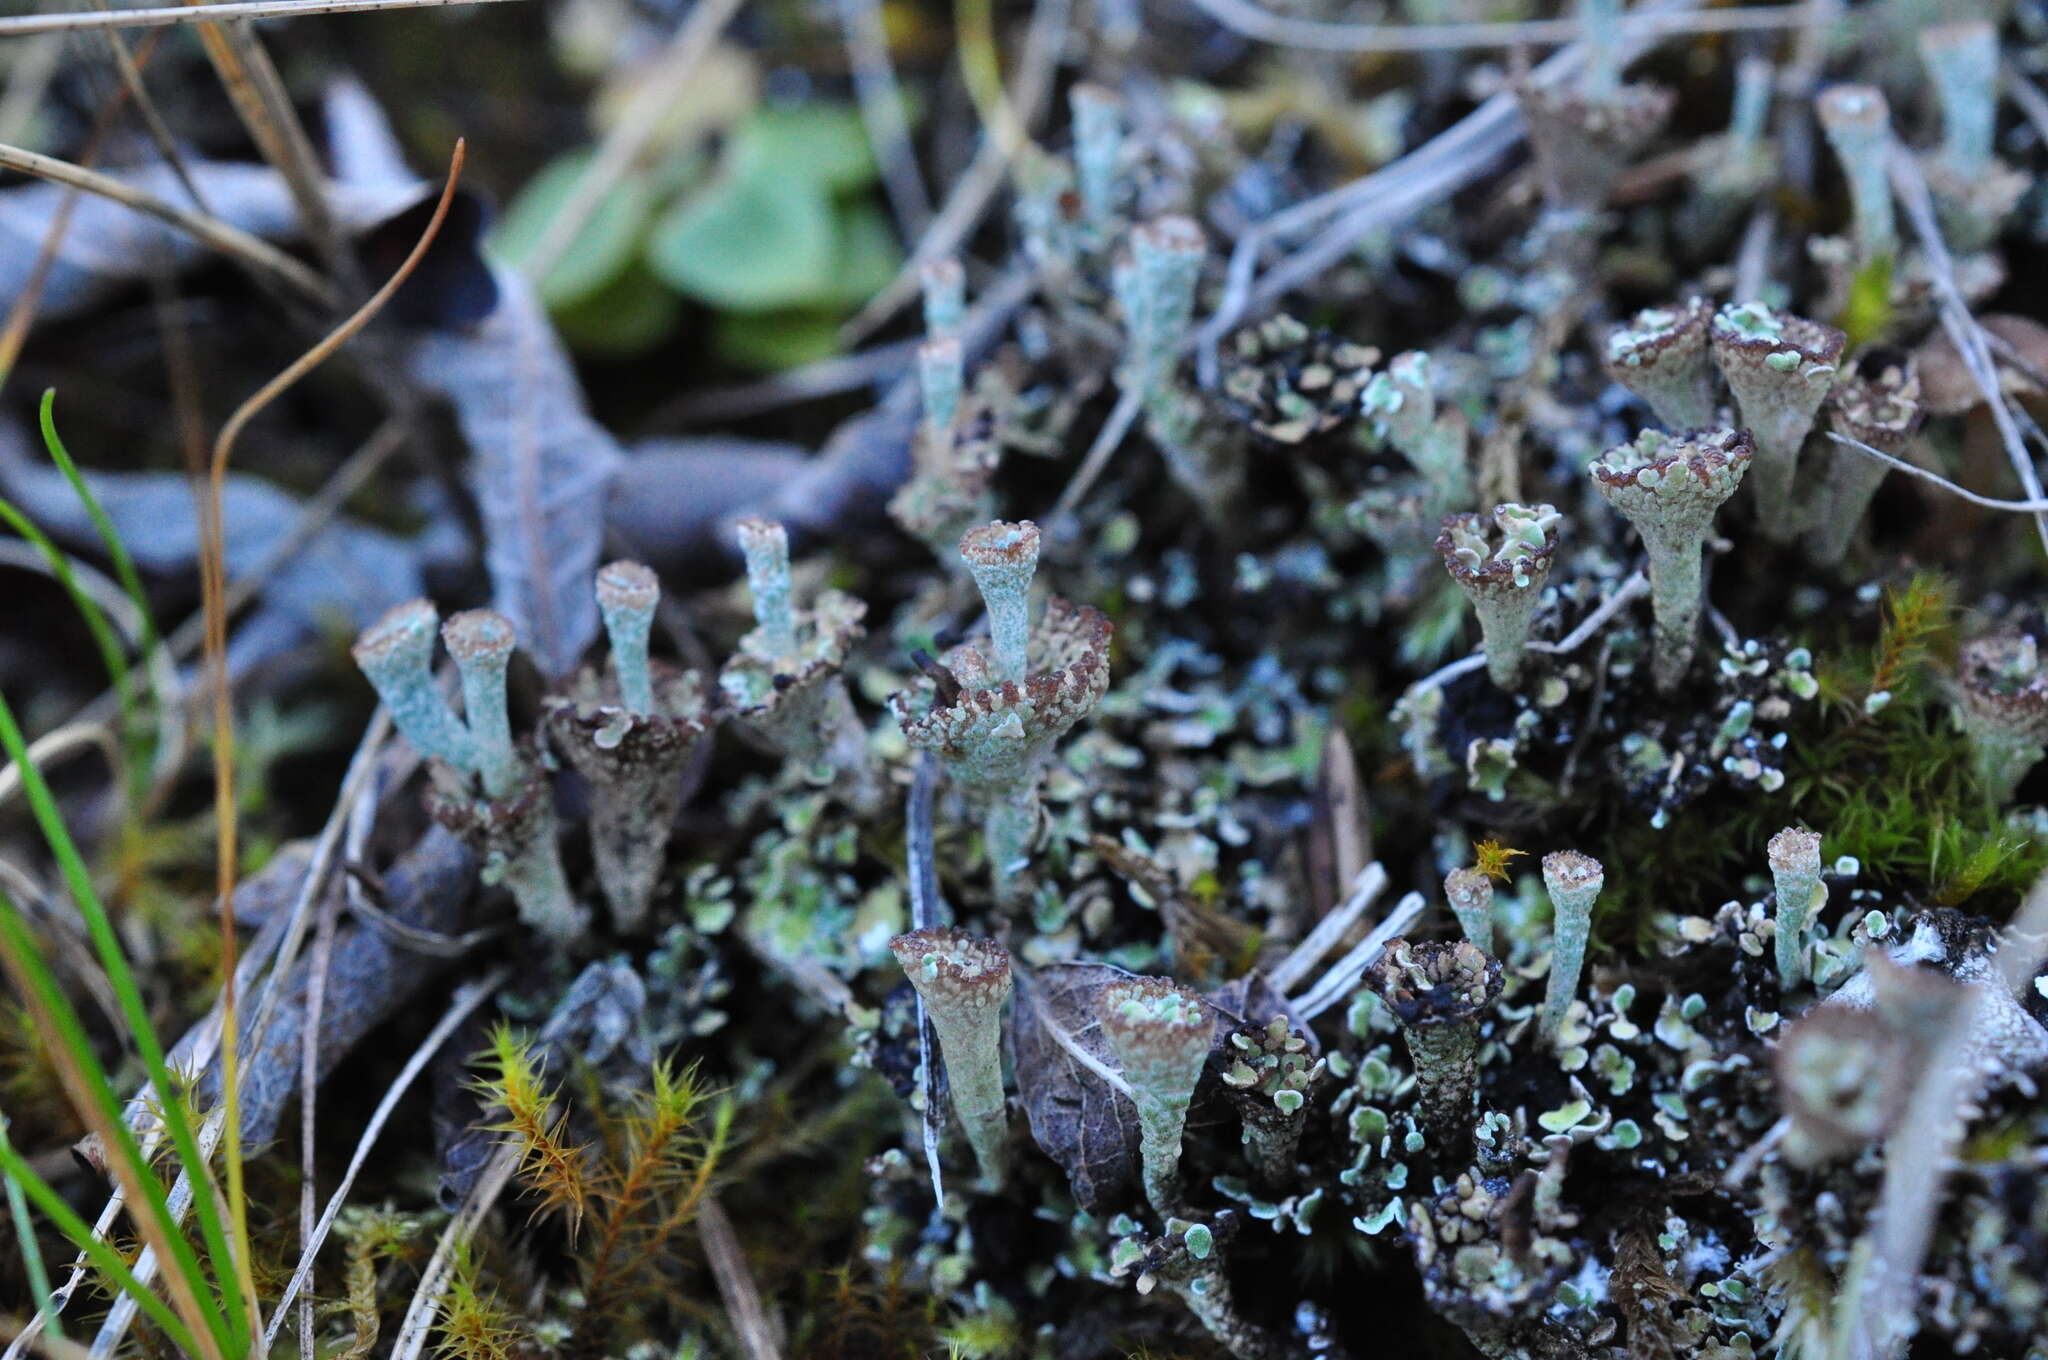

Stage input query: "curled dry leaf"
[{"left": 1008, "top": 961, "right": 1142, "bottom": 1211}]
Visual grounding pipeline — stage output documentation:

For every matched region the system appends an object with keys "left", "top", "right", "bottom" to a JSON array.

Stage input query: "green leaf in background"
[
  {"left": 732, "top": 103, "right": 879, "bottom": 194},
  {"left": 647, "top": 167, "right": 836, "bottom": 312},
  {"left": 716, "top": 308, "right": 846, "bottom": 369},
  {"left": 555, "top": 267, "right": 684, "bottom": 357},
  {"left": 490, "top": 150, "right": 654, "bottom": 307},
  {"left": 818, "top": 201, "right": 905, "bottom": 308}
]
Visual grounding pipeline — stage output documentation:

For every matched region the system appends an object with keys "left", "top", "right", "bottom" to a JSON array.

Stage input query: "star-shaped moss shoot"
[
  {"left": 543, "top": 561, "right": 715, "bottom": 933},
  {"left": 1709, "top": 302, "right": 1844, "bottom": 536},
  {"left": 891, "top": 521, "right": 1112, "bottom": 905},
  {"left": 1776, "top": 1006, "right": 1906, "bottom": 1167},
  {"left": 1364, "top": 938, "right": 1503, "bottom": 1162},
  {"left": 890, "top": 928, "right": 1014, "bottom": 1186},
  {"left": 1816, "top": 356, "right": 1924, "bottom": 566},
  {"left": 1918, "top": 23, "right": 2029, "bottom": 253},
  {"left": 1952, "top": 632, "right": 2048, "bottom": 803},
  {"left": 420, "top": 608, "right": 583, "bottom": 941},
  {"left": 1815, "top": 85, "right": 1897, "bottom": 267},
  {"left": 1588, "top": 427, "right": 1754, "bottom": 694},
  {"left": 1539, "top": 850, "right": 1604, "bottom": 1043},
  {"left": 1218, "top": 1014, "right": 1325, "bottom": 1188},
  {"left": 719, "top": 517, "right": 870, "bottom": 783},
  {"left": 1443, "top": 866, "right": 1495, "bottom": 955},
  {"left": 1604, "top": 298, "right": 1716, "bottom": 431},
  {"left": 1100, "top": 976, "right": 1213, "bottom": 1215},
  {"left": 1767, "top": 827, "right": 1826, "bottom": 992},
  {"left": 1435, "top": 503, "right": 1562, "bottom": 690}
]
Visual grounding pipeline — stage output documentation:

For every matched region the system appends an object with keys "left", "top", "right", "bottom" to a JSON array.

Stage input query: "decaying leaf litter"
[{"left": 4, "top": 0, "right": 2048, "bottom": 1357}]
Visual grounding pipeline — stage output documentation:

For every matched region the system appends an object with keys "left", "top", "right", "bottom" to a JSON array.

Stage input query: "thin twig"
[
  {"left": 0, "top": 141, "right": 333, "bottom": 304},
  {"left": 838, "top": 0, "right": 931, "bottom": 237},
  {"left": 1291, "top": 892, "right": 1428, "bottom": 1020},
  {"left": 1268, "top": 863, "right": 1388, "bottom": 994},
  {"left": 388, "top": 1141, "right": 523, "bottom": 1360},
  {"left": 2002, "top": 60, "right": 2048, "bottom": 148},
  {"left": 1889, "top": 148, "right": 2048, "bottom": 557},
  {"left": 1195, "top": 0, "right": 1702, "bottom": 381},
  {"left": 906, "top": 752, "right": 947, "bottom": 1207},
  {"left": 840, "top": 0, "right": 1069, "bottom": 343},
  {"left": 696, "top": 1195, "right": 785, "bottom": 1360},
  {"left": 0, "top": 0, "right": 526, "bottom": 37},
  {"left": 193, "top": 18, "right": 354, "bottom": 286},
  {"left": 1179, "top": 0, "right": 1822, "bottom": 53},
  {"left": 1046, "top": 387, "right": 1141, "bottom": 530},
  {"left": 261, "top": 968, "right": 509, "bottom": 1346},
  {"left": 661, "top": 337, "right": 920, "bottom": 425},
  {"left": 195, "top": 140, "right": 465, "bottom": 1342},
  {"left": 79, "top": 717, "right": 392, "bottom": 1358},
  {"left": 1825, "top": 432, "right": 2048, "bottom": 512},
  {"left": 520, "top": 0, "right": 746, "bottom": 284},
  {"left": 1409, "top": 571, "right": 1649, "bottom": 696}
]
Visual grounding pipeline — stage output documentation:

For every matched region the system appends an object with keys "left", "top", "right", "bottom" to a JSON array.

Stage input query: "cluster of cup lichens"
[
  {"left": 353, "top": 513, "right": 876, "bottom": 940},
  {"left": 356, "top": 481, "right": 1126, "bottom": 935}
]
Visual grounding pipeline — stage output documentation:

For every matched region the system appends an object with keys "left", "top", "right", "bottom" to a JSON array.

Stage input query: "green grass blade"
[
  {"left": 0, "top": 688, "right": 252, "bottom": 1350},
  {"left": 0, "top": 493, "right": 134, "bottom": 737},
  {"left": 0, "top": 1133, "right": 203, "bottom": 1355},
  {"left": 0, "top": 1115, "right": 63, "bottom": 1342},
  {"left": 0, "top": 897, "right": 228, "bottom": 1354},
  {"left": 38, "top": 391, "right": 158, "bottom": 666}
]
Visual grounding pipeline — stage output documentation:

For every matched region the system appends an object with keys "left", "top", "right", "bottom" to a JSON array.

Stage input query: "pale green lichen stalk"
[
  {"left": 442, "top": 610, "right": 521, "bottom": 802},
  {"left": 1709, "top": 302, "right": 1842, "bottom": 536},
  {"left": 1362, "top": 351, "right": 1472, "bottom": 512},
  {"left": 1768, "top": 827, "right": 1825, "bottom": 991},
  {"left": 1068, "top": 82, "right": 1124, "bottom": 233},
  {"left": 892, "top": 521, "right": 1111, "bottom": 904},
  {"left": 1815, "top": 85, "right": 1896, "bottom": 266},
  {"left": 1588, "top": 427, "right": 1753, "bottom": 693},
  {"left": 1952, "top": 633, "right": 2048, "bottom": 803},
  {"left": 721, "top": 517, "right": 871, "bottom": 781},
  {"left": 549, "top": 561, "right": 714, "bottom": 932},
  {"left": 1100, "top": 977, "right": 1212, "bottom": 1215},
  {"left": 920, "top": 255, "right": 964, "bottom": 339},
  {"left": 1917, "top": 24, "right": 2027, "bottom": 253},
  {"left": 1114, "top": 216, "right": 1204, "bottom": 404},
  {"left": 351, "top": 598, "right": 474, "bottom": 771},
  {"left": 1444, "top": 865, "right": 1495, "bottom": 955},
  {"left": 1816, "top": 359, "right": 1923, "bottom": 565},
  {"left": 1539, "top": 850, "right": 1604, "bottom": 1043},
  {"left": 1603, "top": 298, "right": 1715, "bottom": 430},
  {"left": 438, "top": 609, "right": 583, "bottom": 942},
  {"left": 918, "top": 336, "right": 963, "bottom": 440},
  {"left": 890, "top": 928, "right": 1014, "bottom": 1186},
  {"left": 1435, "top": 502, "right": 1562, "bottom": 689},
  {"left": 1920, "top": 22, "right": 1998, "bottom": 182},
  {"left": 594, "top": 559, "right": 658, "bottom": 716},
  {"left": 736, "top": 516, "right": 797, "bottom": 663},
  {"left": 1365, "top": 938, "right": 1503, "bottom": 1161},
  {"left": 959, "top": 521, "right": 1037, "bottom": 687},
  {"left": 1218, "top": 1015, "right": 1324, "bottom": 1188}
]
